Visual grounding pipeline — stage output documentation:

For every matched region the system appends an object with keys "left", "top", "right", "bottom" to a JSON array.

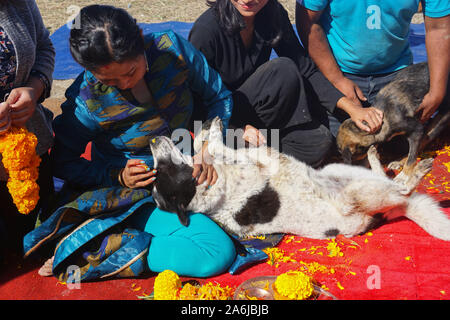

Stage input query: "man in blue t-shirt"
[{"left": 296, "top": 0, "right": 450, "bottom": 135}]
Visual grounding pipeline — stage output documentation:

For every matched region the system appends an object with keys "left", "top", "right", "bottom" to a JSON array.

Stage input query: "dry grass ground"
[{"left": 36, "top": 0, "right": 296, "bottom": 33}]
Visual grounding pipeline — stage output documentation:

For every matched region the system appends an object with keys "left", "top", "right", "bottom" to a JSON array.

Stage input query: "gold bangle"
[{"left": 118, "top": 168, "right": 127, "bottom": 187}]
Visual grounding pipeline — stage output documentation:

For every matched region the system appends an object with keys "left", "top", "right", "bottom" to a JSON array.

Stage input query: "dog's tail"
[{"left": 405, "top": 193, "right": 450, "bottom": 241}]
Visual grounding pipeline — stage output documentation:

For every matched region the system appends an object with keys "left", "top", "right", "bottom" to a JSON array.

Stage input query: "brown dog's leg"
[
  {"left": 420, "top": 109, "right": 450, "bottom": 150},
  {"left": 387, "top": 110, "right": 449, "bottom": 171},
  {"left": 401, "top": 158, "right": 434, "bottom": 195},
  {"left": 393, "top": 119, "right": 423, "bottom": 185}
]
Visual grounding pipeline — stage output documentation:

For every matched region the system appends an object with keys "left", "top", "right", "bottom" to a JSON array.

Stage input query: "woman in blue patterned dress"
[{"left": 26, "top": 5, "right": 237, "bottom": 282}]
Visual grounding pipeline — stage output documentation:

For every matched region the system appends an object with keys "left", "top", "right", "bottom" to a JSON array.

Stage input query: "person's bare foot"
[{"left": 38, "top": 256, "right": 54, "bottom": 277}]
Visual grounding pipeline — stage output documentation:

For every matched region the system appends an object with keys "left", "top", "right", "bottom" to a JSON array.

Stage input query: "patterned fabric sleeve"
[
  {"left": 171, "top": 32, "right": 233, "bottom": 130},
  {"left": 51, "top": 74, "right": 119, "bottom": 188},
  {"left": 0, "top": 26, "right": 16, "bottom": 101}
]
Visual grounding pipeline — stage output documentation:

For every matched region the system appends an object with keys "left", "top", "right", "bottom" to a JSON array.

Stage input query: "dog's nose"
[{"left": 150, "top": 136, "right": 162, "bottom": 146}]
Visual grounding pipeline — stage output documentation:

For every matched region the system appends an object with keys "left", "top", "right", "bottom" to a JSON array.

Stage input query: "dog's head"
[
  {"left": 149, "top": 136, "right": 196, "bottom": 226},
  {"left": 336, "top": 119, "right": 376, "bottom": 164}
]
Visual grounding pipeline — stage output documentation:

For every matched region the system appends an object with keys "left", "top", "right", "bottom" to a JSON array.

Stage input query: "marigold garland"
[{"left": 0, "top": 126, "right": 41, "bottom": 214}]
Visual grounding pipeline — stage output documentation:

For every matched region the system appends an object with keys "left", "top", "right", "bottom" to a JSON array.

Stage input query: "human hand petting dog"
[
  {"left": 416, "top": 91, "right": 443, "bottom": 123},
  {"left": 334, "top": 76, "right": 367, "bottom": 107},
  {"left": 337, "top": 96, "right": 383, "bottom": 133},
  {"left": 192, "top": 141, "right": 218, "bottom": 188},
  {"left": 120, "top": 159, "right": 157, "bottom": 188},
  {"left": 243, "top": 124, "right": 266, "bottom": 146}
]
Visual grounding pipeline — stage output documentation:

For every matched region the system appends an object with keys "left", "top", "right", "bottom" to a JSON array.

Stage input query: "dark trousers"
[
  {"left": 0, "top": 153, "right": 54, "bottom": 258},
  {"left": 230, "top": 57, "right": 333, "bottom": 168},
  {"left": 327, "top": 71, "right": 399, "bottom": 137}
]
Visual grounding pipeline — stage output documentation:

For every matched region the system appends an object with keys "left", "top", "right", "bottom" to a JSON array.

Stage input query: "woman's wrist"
[
  {"left": 27, "top": 71, "right": 50, "bottom": 104},
  {"left": 118, "top": 168, "right": 127, "bottom": 187}
]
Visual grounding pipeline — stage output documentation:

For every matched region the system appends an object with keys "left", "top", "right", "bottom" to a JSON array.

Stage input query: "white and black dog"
[{"left": 149, "top": 117, "right": 450, "bottom": 241}]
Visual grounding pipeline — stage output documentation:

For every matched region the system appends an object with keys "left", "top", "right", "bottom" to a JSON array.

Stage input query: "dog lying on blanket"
[
  {"left": 336, "top": 63, "right": 450, "bottom": 181},
  {"left": 149, "top": 117, "right": 450, "bottom": 241}
]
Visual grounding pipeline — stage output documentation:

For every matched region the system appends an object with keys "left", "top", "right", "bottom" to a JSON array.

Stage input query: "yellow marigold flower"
[
  {"left": 273, "top": 270, "right": 314, "bottom": 300},
  {"left": 326, "top": 239, "right": 344, "bottom": 257},
  {"left": 263, "top": 247, "right": 297, "bottom": 267},
  {"left": 0, "top": 126, "right": 41, "bottom": 214},
  {"left": 153, "top": 270, "right": 181, "bottom": 300}
]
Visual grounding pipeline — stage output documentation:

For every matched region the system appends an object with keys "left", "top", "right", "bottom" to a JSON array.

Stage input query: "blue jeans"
[{"left": 328, "top": 71, "right": 399, "bottom": 137}]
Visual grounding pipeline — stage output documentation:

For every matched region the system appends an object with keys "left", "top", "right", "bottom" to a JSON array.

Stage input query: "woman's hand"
[
  {"left": 0, "top": 102, "right": 12, "bottom": 134},
  {"left": 120, "top": 159, "right": 157, "bottom": 188},
  {"left": 337, "top": 97, "right": 383, "bottom": 133},
  {"left": 242, "top": 124, "right": 266, "bottom": 146},
  {"left": 192, "top": 141, "right": 218, "bottom": 188},
  {"left": 6, "top": 87, "right": 38, "bottom": 127}
]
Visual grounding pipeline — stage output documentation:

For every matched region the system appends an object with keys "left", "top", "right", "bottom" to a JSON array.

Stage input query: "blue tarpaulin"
[{"left": 50, "top": 21, "right": 428, "bottom": 80}]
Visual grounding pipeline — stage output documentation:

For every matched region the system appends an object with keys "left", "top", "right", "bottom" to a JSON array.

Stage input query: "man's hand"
[
  {"left": 334, "top": 76, "right": 367, "bottom": 107},
  {"left": 337, "top": 97, "right": 383, "bottom": 133},
  {"left": 415, "top": 91, "right": 444, "bottom": 123},
  {"left": 192, "top": 141, "right": 218, "bottom": 188}
]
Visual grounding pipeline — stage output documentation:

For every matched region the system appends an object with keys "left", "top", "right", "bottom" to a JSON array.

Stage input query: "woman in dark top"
[{"left": 189, "top": 0, "right": 383, "bottom": 167}]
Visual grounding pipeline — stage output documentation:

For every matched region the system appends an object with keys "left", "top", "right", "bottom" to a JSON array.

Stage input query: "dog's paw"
[
  {"left": 367, "top": 145, "right": 379, "bottom": 159},
  {"left": 393, "top": 170, "right": 409, "bottom": 186},
  {"left": 414, "top": 158, "right": 434, "bottom": 177},
  {"left": 387, "top": 160, "right": 405, "bottom": 171},
  {"left": 209, "top": 117, "right": 223, "bottom": 140}
]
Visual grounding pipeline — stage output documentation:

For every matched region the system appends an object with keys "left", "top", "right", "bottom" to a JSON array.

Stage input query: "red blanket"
[{"left": 1, "top": 138, "right": 449, "bottom": 300}]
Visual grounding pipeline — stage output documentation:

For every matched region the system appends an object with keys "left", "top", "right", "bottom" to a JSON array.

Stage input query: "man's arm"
[
  {"left": 296, "top": 2, "right": 383, "bottom": 132},
  {"left": 295, "top": 2, "right": 366, "bottom": 105},
  {"left": 416, "top": 15, "right": 450, "bottom": 122}
]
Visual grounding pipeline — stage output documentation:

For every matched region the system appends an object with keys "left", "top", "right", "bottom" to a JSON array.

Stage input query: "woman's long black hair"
[
  {"left": 206, "top": 0, "right": 283, "bottom": 47},
  {"left": 69, "top": 5, "right": 145, "bottom": 71}
]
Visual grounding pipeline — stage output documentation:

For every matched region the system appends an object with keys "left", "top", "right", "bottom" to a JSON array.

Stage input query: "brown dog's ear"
[
  {"left": 342, "top": 147, "right": 353, "bottom": 164},
  {"left": 348, "top": 120, "right": 371, "bottom": 136},
  {"left": 176, "top": 204, "right": 189, "bottom": 226}
]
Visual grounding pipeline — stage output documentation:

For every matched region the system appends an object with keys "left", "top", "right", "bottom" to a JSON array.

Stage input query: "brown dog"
[{"left": 336, "top": 62, "right": 449, "bottom": 177}]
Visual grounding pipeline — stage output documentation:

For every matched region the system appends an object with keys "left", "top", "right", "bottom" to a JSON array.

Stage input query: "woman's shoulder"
[
  {"left": 195, "top": 7, "right": 219, "bottom": 26},
  {"left": 143, "top": 29, "right": 190, "bottom": 51},
  {"left": 190, "top": 8, "right": 224, "bottom": 48},
  {"left": 191, "top": 8, "right": 221, "bottom": 36}
]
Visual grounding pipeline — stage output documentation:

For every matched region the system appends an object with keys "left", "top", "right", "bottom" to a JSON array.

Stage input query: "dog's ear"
[
  {"left": 176, "top": 203, "right": 190, "bottom": 227},
  {"left": 342, "top": 147, "right": 353, "bottom": 164}
]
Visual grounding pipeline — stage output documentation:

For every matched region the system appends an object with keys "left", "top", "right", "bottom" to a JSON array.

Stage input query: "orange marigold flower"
[{"left": 0, "top": 126, "right": 41, "bottom": 214}]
